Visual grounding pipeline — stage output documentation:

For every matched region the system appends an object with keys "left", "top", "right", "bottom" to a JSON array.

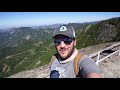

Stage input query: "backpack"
[{"left": 50, "top": 52, "right": 84, "bottom": 77}]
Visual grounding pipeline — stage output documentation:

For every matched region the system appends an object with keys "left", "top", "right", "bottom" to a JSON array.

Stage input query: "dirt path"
[
  {"left": 8, "top": 64, "right": 50, "bottom": 78},
  {"left": 99, "top": 55, "right": 120, "bottom": 78}
]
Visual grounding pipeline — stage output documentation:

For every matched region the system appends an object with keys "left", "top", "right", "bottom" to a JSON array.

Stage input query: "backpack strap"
[
  {"left": 74, "top": 52, "right": 84, "bottom": 77},
  {"left": 49, "top": 56, "right": 56, "bottom": 67},
  {"left": 49, "top": 53, "right": 58, "bottom": 67}
]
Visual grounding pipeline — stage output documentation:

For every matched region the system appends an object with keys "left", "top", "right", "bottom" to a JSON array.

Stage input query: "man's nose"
[{"left": 59, "top": 41, "right": 66, "bottom": 48}]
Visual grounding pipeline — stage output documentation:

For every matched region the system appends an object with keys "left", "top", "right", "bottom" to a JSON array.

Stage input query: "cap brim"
[{"left": 52, "top": 33, "right": 75, "bottom": 39}]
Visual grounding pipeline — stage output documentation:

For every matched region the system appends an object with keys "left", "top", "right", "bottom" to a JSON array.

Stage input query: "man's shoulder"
[
  {"left": 49, "top": 53, "right": 58, "bottom": 66},
  {"left": 78, "top": 53, "right": 97, "bottom": 68},
  {"left": 50, "top": 53, "right": 58, "bottom": 60},
  {"left": 80, "top": 54, "right": 91, "bottom": 61},
  {"left": 78, "top": 52, "right": 95, "bottom": 65},
  {"left": 77, "top": 51, "right": 89, "bottom": 61}
]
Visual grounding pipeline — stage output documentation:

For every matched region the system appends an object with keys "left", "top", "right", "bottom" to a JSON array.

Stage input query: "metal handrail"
[
  {"left": 89, "top": 43, "right": 120, "bottom": 65},
  {"left": 89, "top": 43, "right": 120, "bottom": 58},
  {"left": 95, "top": 49, "right": 120, "bottom": 65}
]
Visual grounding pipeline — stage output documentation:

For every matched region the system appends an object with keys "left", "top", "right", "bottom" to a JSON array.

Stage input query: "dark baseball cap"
[{"left": 53, "top": 25, "right": 76, "bottom": 39}]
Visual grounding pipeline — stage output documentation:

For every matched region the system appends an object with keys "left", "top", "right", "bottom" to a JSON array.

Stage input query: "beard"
[{"left": 56, "top": 45, "right": 75, "bottom": 60}]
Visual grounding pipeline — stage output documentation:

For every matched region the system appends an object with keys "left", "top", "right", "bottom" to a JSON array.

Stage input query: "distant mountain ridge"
[
  {"left": 0, "top": 24, "right": 63, "bottom": 31},
  {"left": 31, "top": 24, "right": 63, "bottom": 29},
  {"left": 0, "top": 27, "right": 54, "bottom": 48}
]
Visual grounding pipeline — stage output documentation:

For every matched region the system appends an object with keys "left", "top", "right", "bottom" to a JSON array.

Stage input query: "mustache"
[{"left": 59, "top": 48, "right": 68, "bottom": 51}]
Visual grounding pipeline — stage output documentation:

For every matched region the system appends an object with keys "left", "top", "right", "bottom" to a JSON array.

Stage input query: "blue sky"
[{"left": 0, "top": 12, "right": 120, "bottom": 29}]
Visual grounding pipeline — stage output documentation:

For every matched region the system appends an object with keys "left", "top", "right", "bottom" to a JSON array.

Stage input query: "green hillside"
[{"left": 0, "top": 39, "right": 56, "bottom": 77}]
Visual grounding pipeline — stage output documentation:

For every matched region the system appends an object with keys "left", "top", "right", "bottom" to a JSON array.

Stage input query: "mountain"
[
  {"left": 0, "top": 17, "right": 120, "bottom": 78},
  {"left": 0, "top": 29, "right": 6, "bottom": 32},
  {"left": 75, "top": 17, "right": 120, "bottom": 49},
  {"left": 0, "top": 27, "right": 54, "bottom": 48},
  {"left": 31, "top": 24, "right": 63, "bottom": 29}
]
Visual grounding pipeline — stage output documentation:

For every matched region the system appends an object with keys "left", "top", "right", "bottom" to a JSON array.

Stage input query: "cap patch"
[{"left": 60, "top": 26, "right": 67, "bottom": 31}]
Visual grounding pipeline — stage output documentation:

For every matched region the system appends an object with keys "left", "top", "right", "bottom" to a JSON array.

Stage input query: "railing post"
[
  {"left": 96, "top": 51, "right": 100, "bottom": 65},
  {"left": 118, "top": 49, "right": 120, "bottom": 57},
  {"left": 96, "top": 62, "right": 98, "bottom": 66}
]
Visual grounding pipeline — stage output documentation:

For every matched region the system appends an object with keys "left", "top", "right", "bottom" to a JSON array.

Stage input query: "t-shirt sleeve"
[{"left": 79, "top": 55, "right": 101, "bottom": 78}]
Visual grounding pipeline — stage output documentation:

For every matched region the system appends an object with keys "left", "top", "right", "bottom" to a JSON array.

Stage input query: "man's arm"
[
  {"left": 79, "top": 55, "right": 103, "bottom": 78},
  {"left": 86, "top": 72, "right": 103, "bottom": 78}
]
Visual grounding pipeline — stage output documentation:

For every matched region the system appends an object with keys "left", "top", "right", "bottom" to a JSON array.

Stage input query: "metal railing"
[{"left": 89, "top": 43, "right": 120, "bottom": 65}]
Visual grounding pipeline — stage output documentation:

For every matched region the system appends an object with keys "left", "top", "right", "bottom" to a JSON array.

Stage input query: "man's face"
[{"left": 54, "top": 35, "right": 76, "bottom": 59}]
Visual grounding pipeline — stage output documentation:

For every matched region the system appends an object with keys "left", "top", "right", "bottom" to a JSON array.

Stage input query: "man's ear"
[{"left": 74, "top": 39, "right": 76, "bottom": 46}]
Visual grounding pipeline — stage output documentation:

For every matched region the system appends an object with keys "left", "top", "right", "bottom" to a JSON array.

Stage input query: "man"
[{"left": 50, "top": 25, "right": 102, "bottom": 78}]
